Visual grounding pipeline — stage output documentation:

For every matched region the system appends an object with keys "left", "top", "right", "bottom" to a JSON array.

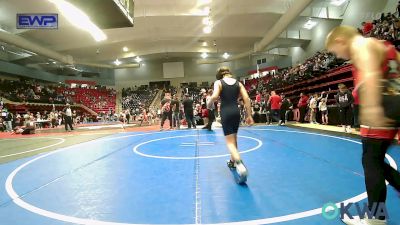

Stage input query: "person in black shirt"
[
  {"left": 252, "top": 100, "right": 261, "bottom": 123},
  {"left": 285, "top": 98, "right": 294, "bottom": 122},
  {"left": 264, "top": 94, "right": 271, "bottom": 125},
  {"left": 4, "top": 109, "right": 13, "bottom": 132},
  {"left": 205, "top": 89, "right": 215, "bottom": 131},
  {"left": 280, "top": 94, "right": 289, "bottom": 125},
  {"left": 335, "top": 83, "right": 354, "bottom": 133},
  {"left": 209, "top": 67, "right": 254, "bottom": 183},
  {"left": 171, "top": 94, "right": 181, "bottom": 129},
  {"left": 183, "top": 94, "right": 196, "bottom": 129}
]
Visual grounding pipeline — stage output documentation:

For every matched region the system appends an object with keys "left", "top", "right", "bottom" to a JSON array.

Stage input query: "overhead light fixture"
[
  {"left": 135, "top": 56, "right": 142, "bottom": 63},
  {"left": 203, "top": 6, "right": 211, "bottom": 15},
  {"left": 198, "top": 0, "right": 212, "bottom": 5},
  {"left": 114, "top": 59, "right": 121, "bottom": 66},
  {"left": 202, "top": 17, "right": 213, "bottom": 26},
  {"left": 222, "top": 52, "right": 230, "bottom": 59},
  {"left": 48, "top": 0, "right": 107, "bottom": 42},
  {"left": 0, "top": 27, "right": 8, "bottom": 33},
  {"left": 303, "top": 19, "right": 318, "bottom": 30},
  {"left": 123, "top": 47, "right": 128, "bottom": 52},
  {"left": 202, "top": 41, "right": 208, "bottom": 47},
  {"left": 203, "top": 26, "right": 212, "bottom": 34},
  {"left": 201, "top": 52, "right": 208, "bottom": 59},
  {"left": 331, "top": 0, "right": 347, "bottom": 6}
]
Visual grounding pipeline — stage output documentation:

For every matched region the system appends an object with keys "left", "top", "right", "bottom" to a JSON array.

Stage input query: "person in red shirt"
[
  {"left": 297, "top": 93, "right": 309, "bottom": 123},
  {"left": 255, "top": 91, "right": 261, "bottom": 103},
  {"left": 268, "top": 91, "right": 282, "bottom": 124},
  {"left": 327, "top": 25, "right": 400, "bottom": 224},
  {"left": 362, "top": 21, "right": 373, "bottom": 35}
]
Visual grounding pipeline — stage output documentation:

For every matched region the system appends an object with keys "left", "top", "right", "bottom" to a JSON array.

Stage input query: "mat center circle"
[{"left": 132, "top": 134, "right": 263, "bottom": 159}]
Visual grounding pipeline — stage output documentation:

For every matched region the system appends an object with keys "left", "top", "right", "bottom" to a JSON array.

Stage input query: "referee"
[{"left": 63, "top": 103, "right": 74, "bottom": 132}]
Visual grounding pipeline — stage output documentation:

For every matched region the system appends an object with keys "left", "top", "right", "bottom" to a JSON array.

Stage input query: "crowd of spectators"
[
  {"left": 244, "top": 8, "right": 400, "bottom": 102},
  {"left": 122, "top": 86, "right": 158, "bottom": 112},
  {"left": 0, "top": 78, "right": 116, "bottom": 113},
  {"left": 244, "top": 51, "right": 346, "bottom": 96},
  {"left": 57, "top": 86, "right": 116, "bottom": 113},
  {"left": 359, "top": 11, "right": 400, "bottom": 48},
  {"left": 0, "top": 79, "right": 61, "bottom": 103}
]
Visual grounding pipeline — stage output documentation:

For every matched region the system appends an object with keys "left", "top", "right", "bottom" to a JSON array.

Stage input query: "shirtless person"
[{"left": 326, "top": 25, "right": 400, "bottom": 225}]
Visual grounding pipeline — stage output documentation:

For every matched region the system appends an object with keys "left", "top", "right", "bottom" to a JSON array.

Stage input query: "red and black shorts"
[{"left": 360, "top": 125, "right": 400, "bottom": 144}]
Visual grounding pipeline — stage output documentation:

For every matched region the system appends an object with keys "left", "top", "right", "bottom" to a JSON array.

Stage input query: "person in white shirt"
[
  {"left": 120, "top": 111, "right": 127, "bottom": 125},
  {"left": 309, "top": 94, "right": 318, "bottom": 124},
  {"left": 318, "top": 92, "right": 329, "bottom": 125}
]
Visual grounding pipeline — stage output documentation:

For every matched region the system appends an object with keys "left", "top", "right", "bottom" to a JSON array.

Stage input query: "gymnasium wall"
[
  {"left": 383, "top": 0, "right": 398, "bottom": 13},
  {"left": 0, "top": 60, "right": 115, "bottom": 86},
  {"left": 114, "top": 57, "right": 253, "bottom": 89},
  {"left": 289, "top": 19, "right": 342, "bottom": 65},
  {"left": 0, "top": 73, "right": 19, "bottom": 81}
]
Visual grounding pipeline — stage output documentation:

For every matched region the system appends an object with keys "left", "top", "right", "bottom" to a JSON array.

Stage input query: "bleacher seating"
[
  {"left": 241, "top": 10, "right": 400, "bottom": 104},
  {"left": 0, "top": 78, "right": 116, "bottom": 114},
  {"left": 57, "top": 87, "right": 116, "bottom": 113},
  {"left": 122, "top": 87, "right": 157, "bottom": 111}
]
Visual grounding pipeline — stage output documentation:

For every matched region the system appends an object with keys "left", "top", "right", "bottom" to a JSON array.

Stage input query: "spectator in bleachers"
[
  {"left": 335, "top": 84, "right": 354, "bottom": 133},
  {"left": 255, "top": 91, "right": 261, "bottom": 103},
  {"left": 362, "top": 21, "right": 374, "bottom": 35}
]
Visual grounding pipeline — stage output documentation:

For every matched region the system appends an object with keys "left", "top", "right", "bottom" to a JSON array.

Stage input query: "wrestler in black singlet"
[{"left": 220, "top": 79, "right": 241, "bottom": 136}]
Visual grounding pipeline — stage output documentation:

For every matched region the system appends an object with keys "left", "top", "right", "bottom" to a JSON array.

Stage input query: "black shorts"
[
  {"left": 321, "top": 110, "right": 328, "bottom": 115},
  {"left": 221, "top": 109, "right": 240, "bottom": 136}
]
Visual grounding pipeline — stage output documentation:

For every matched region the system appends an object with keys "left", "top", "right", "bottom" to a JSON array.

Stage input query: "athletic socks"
[{"left": 227, "top": 160, "right": 236, "bottom": 169}]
